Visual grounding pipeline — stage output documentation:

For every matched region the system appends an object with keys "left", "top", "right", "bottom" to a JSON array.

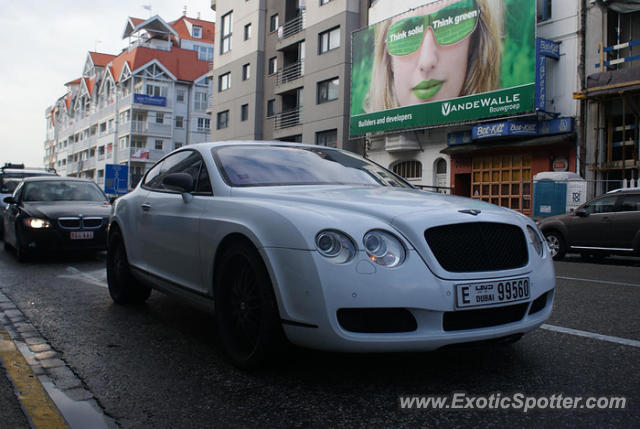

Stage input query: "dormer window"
[{"left": 193, "top": 25, "right": 202, "bottom": 38}]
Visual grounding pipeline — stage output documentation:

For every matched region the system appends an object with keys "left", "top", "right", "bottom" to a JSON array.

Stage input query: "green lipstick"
[{"left": 413, "top": 79, "right": 444, "bottom": 100}]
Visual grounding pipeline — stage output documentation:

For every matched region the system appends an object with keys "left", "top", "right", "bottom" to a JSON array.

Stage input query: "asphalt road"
[{"left": 0, "top": 248, "right": 638, "bottom": 428}]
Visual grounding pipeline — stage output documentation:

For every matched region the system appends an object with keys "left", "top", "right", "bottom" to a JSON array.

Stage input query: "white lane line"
[
  {"left": 57, "top": 266, "right": 107, "bottom": 288},
  {"left": 556, "top": 276, "right": 640, "bottom": 288},
  {"left": 541, "top": 324, "right": 640, "bottom": 348}
]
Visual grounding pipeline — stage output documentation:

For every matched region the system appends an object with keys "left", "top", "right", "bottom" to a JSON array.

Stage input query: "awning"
[
  {"left": 597, "top": 0, "right": 640, "bottom": 13},
  {"left": 441, "top": 133, "right": 575, "bottom": 155}
]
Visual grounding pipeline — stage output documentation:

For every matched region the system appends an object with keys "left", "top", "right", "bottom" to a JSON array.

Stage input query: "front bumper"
[
  {"left": 19, "top": 225, "right": 107, "bottom": 253},
  {"left": 261, "top": 247, "right": 555, "bottom": 352}
]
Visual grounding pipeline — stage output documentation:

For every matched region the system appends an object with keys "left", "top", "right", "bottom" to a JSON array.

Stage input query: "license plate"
[
  {"left": 70, "top": 231, "right": 94, "bottom": 240},
  {"left": 456, "top": 277, "right": 530, "bottom": 308}
]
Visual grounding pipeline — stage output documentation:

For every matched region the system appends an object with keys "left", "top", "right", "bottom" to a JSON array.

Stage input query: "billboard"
[{"left": 350, "top": 0, "right": 536, "bottom": 136}]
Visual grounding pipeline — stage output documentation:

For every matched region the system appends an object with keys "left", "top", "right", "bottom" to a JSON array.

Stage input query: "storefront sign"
[
  {"left": 133, "top": 94, "right": 167, "bottom": 107},
  {"left": 453, "top": 117, "right": 574, "bottom": 145},
  {"left": 349, "top": 0, "right": 537, "bottom": 136},
  {"left": 535, "top": 38, "right": 561, "bottom": 111},
  {"left": 447, "top": 130, "right": 473, "bottom": 146}
]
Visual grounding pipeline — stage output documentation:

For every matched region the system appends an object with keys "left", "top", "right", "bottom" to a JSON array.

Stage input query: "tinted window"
[
  {"left": 143, "top": 151, "right": 212, "bottom": 194},
  {"left": 213, "top": 145, "right": 410, "bottom": 188},
  {"left": 620, "top": 194, "right": 640, "bottom": 212},
  {"left": 583, "top": 196, "right": 618, "bottom": 214}
]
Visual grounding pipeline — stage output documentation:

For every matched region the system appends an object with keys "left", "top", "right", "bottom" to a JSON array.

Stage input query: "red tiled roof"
[
  {"left": 170, "top": 16, "right": 215, "bottom": 43},
  {"left": 64, "top": 93, "right": 72, "bottom": 110},
  {"left": 89, "top": 52, "right": 116, "bottom": 67},
  {"left": 129, "top": 17, "right": 145, "bottom": 27},
  {"left": 109, "top": 46, "right": 209, "bottom": 83},
  {"left": 84, "top": 77, "right": 97, "bottom": 96},
  {"left": 65, "top": 78, "right": 82, "bottom": 86}
]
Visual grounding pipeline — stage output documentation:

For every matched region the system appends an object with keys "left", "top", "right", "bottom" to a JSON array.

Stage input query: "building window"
[
  {"left": 320, "top": 0, "right": 334, "bottom": 4},
  {"left": 319, "top": 27, "right": 340, "bottom": 54},
  {"left": 219, "top": 72, "right": 231, "bottom": 91},
  {"left": 175, "top": 116, "right": 184, "bottom": 128},
  {"left": 198, "top": 117, "right": 211, "bottom": 131},
  {"left": 267, "top": 99, "right": 275, "bottom": 117},
  {"left": 194, "top": 45, "right": 214, "bottom": 61},
  {"left": 221, "top": 11, "right": 233, "bottom": 54},
  {"left": 174, "top": 142, "right": 183, "bottom": 149},
  {"left": 270, "top": 14, "right": 279, "bottom": 32},
  {"left": 244, "top": 23, "right": 252, "bottom": 40},
  {"left": 146, "top": 84, "right": 167, "bottom": 98},
  {"left": 155, "top": 140, "right": 163, "bottom": 150},
  {"left": 192, "top": 25, "right": 202, "bottom": 38},
  {"left": 241, "top": 104, "right": 249, "bottom": 121},
  {"left": 194, "top": 92, "right": 207, "bottom": 111},
  {"left": 268, "top": 57, "right": 278, "bottom": 75},
  {"left": 217, "top": 110, "right": 229, "bottom": 129},
  {"left": 315, "top": 129, "right": 337, "bottom": 147},
  {"left": 242, "top": 63, "right": 251, "bottom": 81},
  {"left": 393, "top": 160, "right": 422, "bottom": 180},
  {"left": 156, "top": 112, "right": 164, "bottom": 124},
  {"left": 537, "top": 0, "right": 552, "bottom": 22},
  {"left": 176, "top": 89, "right": 185, "bottom": 102},
  {"left": 317, "top": 77, "right": 339, "bottom": 103}
]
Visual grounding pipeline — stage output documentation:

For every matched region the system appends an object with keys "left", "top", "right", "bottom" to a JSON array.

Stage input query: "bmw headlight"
[
  {"left": 363, "top": 230, "right": 406, "bottom": 267},
  {"left": 527, "top": 225, "right": 544, "bottom": 256},
  {"left": 315, "top": 230, "right": 356, "bottom": 264},
  {"left": 25, "top": 218, "right": 51, "bottom": 229}
]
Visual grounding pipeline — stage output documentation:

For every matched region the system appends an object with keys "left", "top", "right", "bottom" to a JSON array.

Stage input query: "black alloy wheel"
[
  {"left": 214, "top": 242, "right": 284, "bottom": 369},
  {"left": 106, "top": 230, "right": 151, "bottom": 305}
]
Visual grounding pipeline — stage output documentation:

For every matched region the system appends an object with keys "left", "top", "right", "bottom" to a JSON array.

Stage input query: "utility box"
[{"left": 533, "top": 172, "right": 587, "bottom": 217}]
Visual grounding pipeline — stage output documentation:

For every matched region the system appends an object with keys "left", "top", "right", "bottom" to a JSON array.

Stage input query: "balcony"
[
  {"left": 131, "top": 120, "right": 172, "bottom": 137},
  {"left": 279, "top": 12, "right": 305, "bottom": 40},
  {"left": 276, "top": 61, "right": 304, "bottom": 87},
  {"left": 274, "top": 108, "right": 301, "bottom": 130}
]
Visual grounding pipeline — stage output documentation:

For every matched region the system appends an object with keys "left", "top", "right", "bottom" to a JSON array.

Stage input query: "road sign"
[{"left": 104, "top": 164, "right": 129, "bottom": 194}]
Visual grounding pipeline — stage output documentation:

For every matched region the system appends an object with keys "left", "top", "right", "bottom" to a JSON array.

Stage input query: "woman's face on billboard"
[{"left": 387, "top": 0, "right": 477, "bottom": 106}]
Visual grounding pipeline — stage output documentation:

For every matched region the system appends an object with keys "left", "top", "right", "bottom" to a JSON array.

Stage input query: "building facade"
[
  {"left": 208, "top": 0, "right": 368, "bottom": 152},
  {"left": 45, "top": 14, "right": 214, "bottom": 189},
  {"left": 361, "top": 0, "right": 582, "bottom": 217},
  {"left": 580, "top": 0, "right": 640, "bottom": 195}
]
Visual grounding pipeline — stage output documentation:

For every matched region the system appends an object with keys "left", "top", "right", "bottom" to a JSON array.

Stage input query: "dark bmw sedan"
[{"left": 2, "top": 177, "right": 111, "bottom": 261}]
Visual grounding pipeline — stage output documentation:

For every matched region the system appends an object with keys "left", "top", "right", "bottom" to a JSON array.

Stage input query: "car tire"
[
  {"left": 544, "top": 231, "right": 566, "bottom": 261},
  {"left": 106, "top": 229, "right": 151, "bottom": 305},
  {"left": 214, "top": 241, "right": 284, "bottom": 370},
  {"left": 14, "top": 228, "right": 29, "bottom": 263}
]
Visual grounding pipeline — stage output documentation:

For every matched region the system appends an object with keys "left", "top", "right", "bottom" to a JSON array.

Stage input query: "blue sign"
[
  {"left": 447, "top": 130, "right": 473, "bottom": 146},
  {"left": 535, "top": 38, "right": 561, "bottom": 111},
  {"left": 104, "top": 164, "right": 129, "bottom": 195},
  {"left": 133, "top": 93, "right": 167, "bottom": 106},
  {"left": 468, "top": 117, "right": 574, "bottom": 142}
]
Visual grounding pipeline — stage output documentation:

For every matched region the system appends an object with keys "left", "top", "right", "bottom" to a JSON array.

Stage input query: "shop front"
[{"left": 443, "top": 118, "right": 576, "bottom": 216}]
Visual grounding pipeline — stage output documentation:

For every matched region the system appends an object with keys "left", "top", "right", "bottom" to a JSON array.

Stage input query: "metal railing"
[
  {"left": 276, "top": 61, "right": 304, "bottom": 86},
  {"left": 596, "top": 38, "right": 640, "bottom": 70},
  {"left": 274, "top": 108, "right": 301, "bottom": 130},
  {"left": 279, "top": 12, "right": 305, "bottom": 39}
]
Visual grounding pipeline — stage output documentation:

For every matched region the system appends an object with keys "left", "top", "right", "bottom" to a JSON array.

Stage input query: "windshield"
[
  {"left": 212, "top": 145, "right": 411, "bottom": 188},
  {"left": 0, "top": 172, "right": 55, "bottom": 194},
  {"left": 22, "top": 181, "right": 108, "bottom": 202}
]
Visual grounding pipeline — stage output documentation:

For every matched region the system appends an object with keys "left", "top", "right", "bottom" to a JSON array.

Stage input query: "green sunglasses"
[{"left": 386, "top": 0, "right": 480, "bottom": 56}]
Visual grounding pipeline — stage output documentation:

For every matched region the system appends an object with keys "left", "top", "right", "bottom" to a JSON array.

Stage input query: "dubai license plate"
[
  {"left": 456, "top": 277, "right": 530, "bottom": 308},
  {"left": 70, "top": 231, "right": 94, "bottom": 240}
]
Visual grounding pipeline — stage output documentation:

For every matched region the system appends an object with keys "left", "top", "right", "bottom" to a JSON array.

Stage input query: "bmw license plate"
[
  {"left": 70, "top": 231, "right": 94, "bottom": 240},
  {"left": 456, "top": 277, "right": 530, "bottom": 308}
]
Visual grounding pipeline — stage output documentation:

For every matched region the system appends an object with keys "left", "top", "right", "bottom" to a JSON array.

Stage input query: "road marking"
[
  {"left": 57, "top": 267, "right": 107, "bottom": 288},
  {"left": 541, "top": 324, "right": 640, "bottom": 348},
  {"left": 0, "top": 330, "right": 69, "bottom": 428},
  {"left": 556, "top": 276, "right": 640, "bottom": 288}
]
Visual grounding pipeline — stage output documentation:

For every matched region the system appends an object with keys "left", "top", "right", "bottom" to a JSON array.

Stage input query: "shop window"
[
  {"left": 471, "top": 154, "right": 532, "bottom": 215},
  {"left": 392, "top": 160, "right": 422, "bottom": 180}
]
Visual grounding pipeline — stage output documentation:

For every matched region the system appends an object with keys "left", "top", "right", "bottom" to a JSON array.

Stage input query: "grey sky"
[{"left": 0, "top": 0, "right": 214, "bottom": 168}]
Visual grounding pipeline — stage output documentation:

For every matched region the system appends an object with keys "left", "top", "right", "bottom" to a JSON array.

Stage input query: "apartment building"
[
  {"left": 208, "top": 0, "right": 367, "bottom": 152},
  {"left": 45, "top": 13, "right": 214, "bottom": 188}
]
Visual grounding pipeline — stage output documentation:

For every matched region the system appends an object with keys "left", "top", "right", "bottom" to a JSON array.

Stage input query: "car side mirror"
[
  {"left": 109, "top": 196, "right": 118, "bottom": 204},
  {"left": 575, "top": 209, "right": 588, "bottom": 217},
  {"left": 3, "top": 196, "right": 14, "bottom": 204},
  {"left": 162, "top": 173, "right": 194, "bottom": 194}
]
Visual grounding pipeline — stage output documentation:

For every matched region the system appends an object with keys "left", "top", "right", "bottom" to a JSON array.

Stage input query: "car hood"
[{"left": 22, "top": 201, "right": 111, "bottom": 219}]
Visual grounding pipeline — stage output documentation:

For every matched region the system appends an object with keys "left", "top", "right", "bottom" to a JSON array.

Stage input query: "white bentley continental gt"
[{"left": 107, "top": 142, "right": 555, "bottom": 368}]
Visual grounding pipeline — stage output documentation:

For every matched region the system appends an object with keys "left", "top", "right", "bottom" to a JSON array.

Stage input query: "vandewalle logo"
[{"left": 441, "top": 93, "right": 521, "bottom": 117}]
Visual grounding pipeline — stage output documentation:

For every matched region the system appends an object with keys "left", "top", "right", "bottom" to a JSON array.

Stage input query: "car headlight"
[
  {"left": 24, "top": 218, "right": 51, "bottom": 229},
  {"left": 527, "top": 225, "right": 543, "bottom": 256},
  {"left": 315, "top": 230, "right": 356, "bottom": 264},
  {"left": 363, "top": 230, "right": 406, "bottom": 267}
]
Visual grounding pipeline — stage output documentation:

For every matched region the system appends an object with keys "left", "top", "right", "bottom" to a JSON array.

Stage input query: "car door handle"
[{"left": 141, "top": 203, "right": 152, "bottom": 211}]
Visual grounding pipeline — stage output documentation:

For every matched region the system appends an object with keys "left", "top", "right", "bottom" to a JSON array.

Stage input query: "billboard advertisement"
[{"left": 350, "top": 0, "right": 536, "bottom": 136}]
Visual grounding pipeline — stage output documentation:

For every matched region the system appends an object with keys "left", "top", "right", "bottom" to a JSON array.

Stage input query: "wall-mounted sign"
[
  {"left": 452, "top": 117, "right": 574, "bottom": 145},
  {"left": 133, "top": 94, "right": 167, "bottom": 107},
  {"left": 553, "top": 158, "right": 569, "bottom": 171},
  {"left": 535, "top": 38, "right": 561, "bottom": 111}
]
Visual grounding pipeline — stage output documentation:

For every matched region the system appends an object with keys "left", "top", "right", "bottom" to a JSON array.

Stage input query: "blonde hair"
[{"left": 364, "top": 0, "right": 503, "bottom": 112}]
